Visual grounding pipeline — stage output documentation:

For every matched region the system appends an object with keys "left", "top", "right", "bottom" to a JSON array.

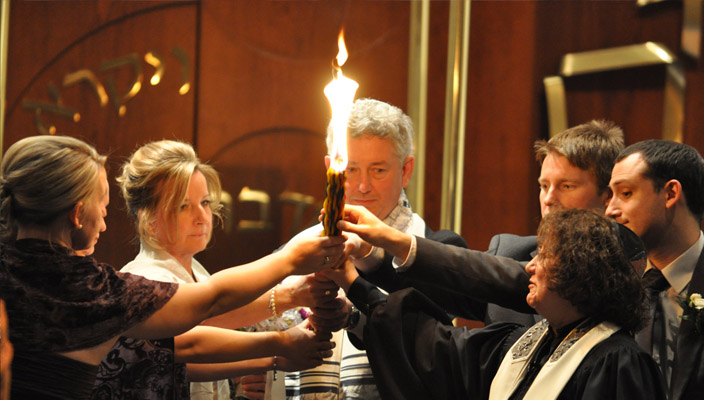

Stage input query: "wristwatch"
[{"left": 345, "top": 305, "right": 361, "bottom": 330}]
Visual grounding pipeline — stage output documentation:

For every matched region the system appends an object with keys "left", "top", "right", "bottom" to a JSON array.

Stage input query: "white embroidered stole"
[{"left": 489, "top": 319, "right": 620, "bottom": 400}]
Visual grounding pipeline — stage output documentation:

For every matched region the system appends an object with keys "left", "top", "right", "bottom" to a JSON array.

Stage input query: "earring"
[{"left": 77, "top": 224, "right": 83, "bottom": 229}]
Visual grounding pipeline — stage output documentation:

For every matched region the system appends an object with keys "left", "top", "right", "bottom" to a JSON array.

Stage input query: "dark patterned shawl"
[{"left": 0, "top": 239, "right": 178, "bottom": 352}]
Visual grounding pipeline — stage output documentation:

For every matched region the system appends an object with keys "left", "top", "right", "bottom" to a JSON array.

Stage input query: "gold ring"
[
  {"left": 325, "top": 290, "right": 331, "bottom": 296},
  {"left": 324, "top": 256, "right": 331, "bottom": 264}
]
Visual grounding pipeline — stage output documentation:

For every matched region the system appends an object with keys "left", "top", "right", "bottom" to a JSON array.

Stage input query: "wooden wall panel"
[
  {"left": 3, "top": 0, "right": 703, "bottom": 274},
  {"left": 3, "top": 1, "right": 198, "bottom": 269},
  {"left": 447, "top": 0, "right": 688, "bottom": 250},
  {"left": 196, "top": 0, "right": 411, "bottom": 271},
  {"left": 536, "top": 1, "right": 682, "bottom": 145},
  {"left": 459, "top": 1, "right": 543, "bottom": 247}
]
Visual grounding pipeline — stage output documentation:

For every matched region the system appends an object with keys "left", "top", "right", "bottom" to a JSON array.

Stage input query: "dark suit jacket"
[
  {"left": 484, "top": 233, "right": 541, "bottom": 326},
  {"left": 395, "top": 236, "right": 535, "bottom": 315},
  {"left": 359, "top": 227, "right": 490, "bottom": 320},
  {"left": 671, "top": 247, "right": 704, "bottom": 400},
  {"left": 398, "top": 234, "right": 704, "bottom": 399},
  {"left": 363, "top": 232, "right": 538, "bottom": 323}
]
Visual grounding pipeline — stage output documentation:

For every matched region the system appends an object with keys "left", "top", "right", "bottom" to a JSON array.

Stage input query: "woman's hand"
[
  {"left": 280, "top": 319, "right": 334, "bottom": 362},
  {"left": 234, "top": 374, "right": 266, "bottom": 399},
  {"left": 285, "top": 236, "right": 346, "bottom": 275},
  {"left": 277, "top": 354, "right": 323, "bottom": 372},
  {"left": 283, "top": 274, "right": 339, "bottom": 309}
]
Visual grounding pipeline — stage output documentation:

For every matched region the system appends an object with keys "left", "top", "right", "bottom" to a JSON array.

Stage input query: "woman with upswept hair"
[{"left": 0, "top": 135, "right": 344, "bottom": 399}]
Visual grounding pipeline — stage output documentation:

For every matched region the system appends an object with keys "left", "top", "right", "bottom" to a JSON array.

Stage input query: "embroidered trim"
[
  {"left": 512, "top": 319, "right": 549, "bottom": 360},
  {"left": 549, "top": 319, "right": 598, "bottom": 362}
]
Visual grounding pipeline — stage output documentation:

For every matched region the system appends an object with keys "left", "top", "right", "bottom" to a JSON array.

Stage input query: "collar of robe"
[{"left": 489, "top": 318, "right": 620, "bottom": 400}]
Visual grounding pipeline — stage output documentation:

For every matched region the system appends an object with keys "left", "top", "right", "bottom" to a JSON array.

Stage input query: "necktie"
[{"left": 636, "top": 268, "right": 670, "bottom": 377}]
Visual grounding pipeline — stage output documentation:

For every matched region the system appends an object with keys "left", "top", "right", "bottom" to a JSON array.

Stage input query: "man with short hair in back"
[{"left": 358, "top": 120, "right": 626, "bottom": 326}]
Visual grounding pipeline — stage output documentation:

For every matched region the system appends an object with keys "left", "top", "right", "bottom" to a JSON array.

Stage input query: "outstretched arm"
[
  {"left": 201, "top": 274, "right": 339, "bottom": 330},
  {"left": 124, "top": 235, "right": 345, "bottom": 339},
  {"left": 174, "top": 320, "right": 333, "bottom": 364}
]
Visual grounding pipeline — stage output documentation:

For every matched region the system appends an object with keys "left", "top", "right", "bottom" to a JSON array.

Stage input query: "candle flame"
[
  {"left": 336, "top": 30, "right": 349, "bottom": 68},
  {"left": 324, "top": 29, "right": 358, "bottom": 172}
]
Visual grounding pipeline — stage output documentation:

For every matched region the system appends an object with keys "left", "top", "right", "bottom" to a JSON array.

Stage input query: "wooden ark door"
[
  {"left": 194, "top": 1, "right": 410, "bottom": 272},
  {"left": 4, "top": 1, "right": 199, "bottom": 269},
  {"left": 3, "top": 0, "right": 411, "bottom": 272}
]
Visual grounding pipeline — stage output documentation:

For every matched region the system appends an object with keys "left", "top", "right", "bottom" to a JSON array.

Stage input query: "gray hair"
[{"left": 326, "top": 98, "right": 414, "bottom": 161}]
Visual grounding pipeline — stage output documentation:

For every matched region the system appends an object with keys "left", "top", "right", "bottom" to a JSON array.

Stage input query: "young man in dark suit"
[{"left": 607, "top": 140, "right": 704, "bottom": 399}]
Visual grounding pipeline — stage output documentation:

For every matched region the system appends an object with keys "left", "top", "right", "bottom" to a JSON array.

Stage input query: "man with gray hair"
[{"left": 284, "top": 98, "right": 467, "bottom": 400}]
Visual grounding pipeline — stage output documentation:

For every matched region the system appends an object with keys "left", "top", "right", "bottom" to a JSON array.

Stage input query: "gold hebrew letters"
[
  {"left": 220, "top": 188, "right": 317, "bottom": 236},
  {"left": 279, "top": 191, "right": 316, "bottom": 238},
  {"left": 237, "top": 187, "right": 271, "bottom": 232},
  {"left": 144, "top": 51, "right": 165, "bottom": 86},
  {"left": 22, "top": 83, "right": 80, "bottom": 135},
  {"left": 63, "top": 69, "right": 109, "bottom": 107},
  {"left": 171, "top": 46, "right": 190, "bottom": 95},
  {"left": 22, "top": 46, "right": 192, "bottom": 134},
  {"left": 100, "top": 53, "right": 143, "bottom": 117}
]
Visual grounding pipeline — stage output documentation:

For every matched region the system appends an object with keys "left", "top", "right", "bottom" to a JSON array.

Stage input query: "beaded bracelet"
[
  {"left": 268, "top": 284, "right": 280, "bottom": 318},
  {"left": 272, "top": 355, "right": 278, "bottom": 381}
]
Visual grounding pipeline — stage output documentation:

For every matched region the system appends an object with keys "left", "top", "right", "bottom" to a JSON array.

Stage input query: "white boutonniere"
[{"left": 677, "top": 293, "right": 704, "bottom": 334}]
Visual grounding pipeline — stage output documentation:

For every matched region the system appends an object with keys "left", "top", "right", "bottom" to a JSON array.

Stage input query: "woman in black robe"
[{"left": 323, "top": 206, "right": 667, "bottom": 400}]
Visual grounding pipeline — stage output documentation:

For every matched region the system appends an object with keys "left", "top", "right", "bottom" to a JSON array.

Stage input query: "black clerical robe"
[{"left": 348, "top": 282, "right": 666, "bottom": 400}]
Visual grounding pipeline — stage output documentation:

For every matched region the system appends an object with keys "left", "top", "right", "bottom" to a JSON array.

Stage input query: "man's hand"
[
  {"left": 338, "top": 205, "right": 413, "bottom": 260},
  {"left": 309, "top": 295, "right": 350, "bottom": 332},
  {"left": 319, "top": 260, "right": 360, "bottom": 292}
]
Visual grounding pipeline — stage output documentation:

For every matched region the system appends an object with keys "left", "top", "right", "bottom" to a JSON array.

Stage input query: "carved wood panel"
[{"left": 3, "top": 1, "right": 198, "bottom": 269}]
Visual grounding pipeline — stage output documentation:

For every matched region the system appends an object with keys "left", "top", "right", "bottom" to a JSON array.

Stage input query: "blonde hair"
[
  {"left": 0, "top": 135, "right": 106, "bottom": 241},
  {"left": 117, "top": 140, "right": 223, "bottom": 249}
]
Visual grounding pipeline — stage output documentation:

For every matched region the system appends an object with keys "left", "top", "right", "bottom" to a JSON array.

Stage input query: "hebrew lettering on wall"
[{"left": 21, "top": 46, "right": 191, "bottom": 135}]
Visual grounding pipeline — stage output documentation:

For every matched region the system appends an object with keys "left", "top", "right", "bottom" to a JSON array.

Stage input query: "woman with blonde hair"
[
  {"left": 93, "top": 140, "right": 336, "bottom": 399},
  {"left": 0, "top": 135, "right": 344, "bottom": 400}
]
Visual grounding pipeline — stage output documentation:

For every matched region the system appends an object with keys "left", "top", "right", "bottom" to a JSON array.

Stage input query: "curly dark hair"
[{"left": 537, "top": 209, "right": 648, "bottom": 333}]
